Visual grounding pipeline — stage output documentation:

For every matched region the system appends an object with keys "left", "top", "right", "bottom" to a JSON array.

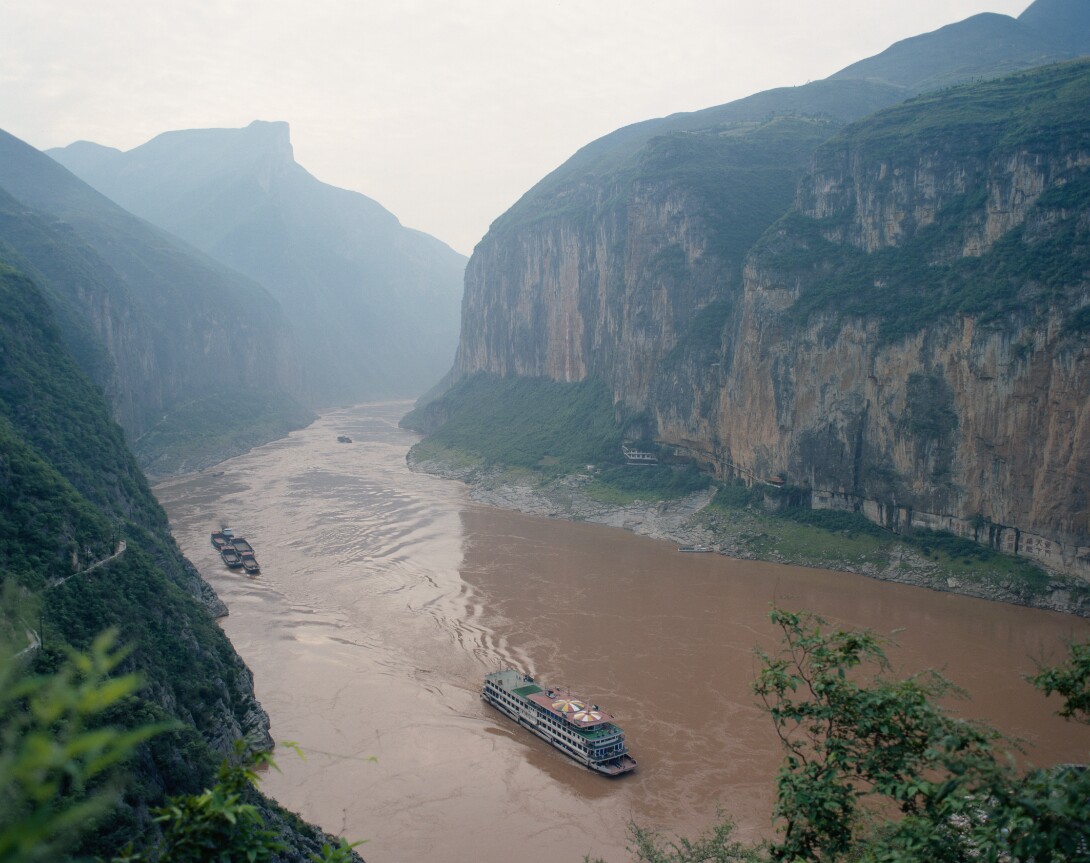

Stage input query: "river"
[{"left": 154, "top": 402, "right": 1090, "bottom": 863}]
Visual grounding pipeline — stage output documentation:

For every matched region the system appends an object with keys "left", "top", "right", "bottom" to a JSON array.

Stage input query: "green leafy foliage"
[
  {"left": 585, "top": 817, "right": 762, "bottom": 863},
  {"left": 1030, "top": 640, "right": 1090, "bottom": 723},
  {"left": 135, "top": 748, "right": 285, "bottom": 863},
  {"left": 0, "top": 261, "right": 343, "bottom": 857},
  {"left": 0, "top": 639, "right": 361, "bottom": 863},
  {"left": 754, "top": 609, "right": 999, "bottom": 862},
  {"left": 765, "top": 61, "right": 1090, "bottom": 344},
  {"left": 309, "top": 838, "right": 366, "bottom": 863},
  {"left": 754, "top": 609, "right": 1090, "bottom": 863},
  {"left": 603, "top": 611, "right": 1090, "bottom": 863},
  {"left": 115, "top": 745, "right": 365, "bottom": 863},
  {"left": 0, "top": 631, "right": 173, "bottom": 863}
]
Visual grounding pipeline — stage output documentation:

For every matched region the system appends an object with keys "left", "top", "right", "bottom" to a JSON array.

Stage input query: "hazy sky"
[{"left": 2, "top": 0, "right": 1031, "bottom": 255}]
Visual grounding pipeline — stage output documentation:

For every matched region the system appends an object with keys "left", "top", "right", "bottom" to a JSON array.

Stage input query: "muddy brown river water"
[{"left": 154, "top": 403, "right": 1090, "bottom": 863}]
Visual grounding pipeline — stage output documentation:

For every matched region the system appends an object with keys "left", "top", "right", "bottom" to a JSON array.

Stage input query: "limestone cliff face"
[
  {"left": 451, "top": 63, "right": 1090, "bottom": 578},
  {"left": 455, "top": 117, "right": 830, "bottom": 410},
  {"left": 796, "top": 129, "right": 1089, "bottom": 256},
  {"left": 658, "top": 63, "right": 1090, "bottom": 577},
  {"left": 668, "top": 304, "right": 1089, "bottom": 576},
  {"left": 457, "top": 179, "right": 731, "bottom": 408},
  {"left": 70, "top": 238, "right": 297, "bottom": 438}
]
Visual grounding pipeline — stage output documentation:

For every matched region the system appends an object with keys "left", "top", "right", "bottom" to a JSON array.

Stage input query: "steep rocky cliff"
[
  {"left": 443, "top": 53, "right": 1090, "bottom": 579},
  {"left": 674, "top": 61, "right": 1090, "bottom": 577},
  {"left": 51, "top": 121, "right": 466, "bottom": 406},
  {"left": 0, "top": 262, "right": 343, "bottom": 858},
  {"left": 0, "top": 129, "right": 306, "bottom": 446},
  {"left": 457, "top": 109, "right": 882, "bottom": 405}
]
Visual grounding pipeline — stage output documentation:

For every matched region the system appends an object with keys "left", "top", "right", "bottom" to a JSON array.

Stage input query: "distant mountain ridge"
[
  {"left": 51, "top": 120, "right": 467, "bottom": 406},
  {"left": 0, "top": 128, "right": 308, "bottom": 455},
  {"left": 1013, "top": 0, "right": 1090, "bottom": 54},
  {"left": 830, "top": 0, "right": 1089, "bottom": 92},
  {"left": 486, "top": 0, "right": 1088, "bottom": 251}
]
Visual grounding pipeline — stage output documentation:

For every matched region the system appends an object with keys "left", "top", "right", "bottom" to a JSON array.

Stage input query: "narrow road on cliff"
[{"left": 12, "top": 540, "right": 129, "bottom": 658}]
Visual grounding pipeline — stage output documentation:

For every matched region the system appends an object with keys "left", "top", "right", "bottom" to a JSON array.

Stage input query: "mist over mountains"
[
  {"left": 0, "top": 129, "right": 304, "bottom": 448},
  {"left": 50, "top": 121, "right": 466, "bottom": 407}
]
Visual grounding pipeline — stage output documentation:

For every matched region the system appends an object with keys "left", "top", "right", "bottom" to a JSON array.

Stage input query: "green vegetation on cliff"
[
  {"left": 404, "top": 374, "right": 623, "bottom": 471},
  {"left": 405, "top": 374, "right": 715, "bottom": 502},
  {"left": 0, "top": 262, "right": 339, "bottom": 858},
  {"left": 131, "top": 389, "right": 314, "bottom": 479},
  {"left": 764, "top": 60, "right": 1090, "bottom": 344},
  {"left": 0, "top": 130, "right": 312, "bottom": 471},
  {"left": 703, "top": 480, "right": 1073, "bottom": 606}
]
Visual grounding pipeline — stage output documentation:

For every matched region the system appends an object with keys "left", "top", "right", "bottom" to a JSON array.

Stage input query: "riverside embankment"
[{"left": 408, "top": 451, "right": 1090, "bottom": 618}]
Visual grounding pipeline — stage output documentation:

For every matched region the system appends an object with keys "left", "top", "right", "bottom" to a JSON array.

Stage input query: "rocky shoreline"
[{"left": 408, "top": 451, "right": 1090, "bottom": 619}]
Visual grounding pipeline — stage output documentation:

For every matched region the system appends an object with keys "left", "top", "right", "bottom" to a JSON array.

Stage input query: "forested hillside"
[
  {"left": 0, "top": 261, "right": 338, "bottom": 859},
  {"left": 0, "top": 129, "right": 312, "bottom": 474}
]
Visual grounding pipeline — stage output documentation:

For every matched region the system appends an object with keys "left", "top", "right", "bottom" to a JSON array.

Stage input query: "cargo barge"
[{"left": 211, "top": 528, "right": 261, "bottom": 575}]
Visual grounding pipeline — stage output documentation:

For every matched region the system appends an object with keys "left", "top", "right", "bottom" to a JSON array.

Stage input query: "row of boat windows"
[{"left": 487, "top": 685, "right": 625, "bottom": 761}]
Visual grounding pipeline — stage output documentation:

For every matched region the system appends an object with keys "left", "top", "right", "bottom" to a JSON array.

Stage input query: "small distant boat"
[
  {"left": 678, "top": 545, "right": 713, "bottom": 553},
  {"left": 231, "top": 537, "right": 255, "bottom": 555},
  {"left": 220, "top": 547, "right": 243, "bottom": 568},
  {"left": 337, "top": 435, "right": 352, "bottom": 443},
  {"left": 240, "top": 553, "right": 260, "bottom": 575}
]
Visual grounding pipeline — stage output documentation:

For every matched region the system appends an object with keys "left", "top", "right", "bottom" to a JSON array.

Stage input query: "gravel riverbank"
[{"left": 409, "top": 451, "right": 1090, "bottom": 618}]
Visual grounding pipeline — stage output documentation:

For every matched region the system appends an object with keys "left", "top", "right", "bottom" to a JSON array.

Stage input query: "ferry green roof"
[{"left": 513, "top": 684, "right": 543, "bottom": 697}]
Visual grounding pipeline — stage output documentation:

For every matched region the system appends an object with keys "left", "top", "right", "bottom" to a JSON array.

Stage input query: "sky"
[{"left": 1, "top": 0, "right": 1032, "bottom": 256}]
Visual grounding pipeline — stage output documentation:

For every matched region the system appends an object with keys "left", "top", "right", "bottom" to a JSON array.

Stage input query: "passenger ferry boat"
[{"left": 482, "top": 669, "right": 636, "bottom": 776}]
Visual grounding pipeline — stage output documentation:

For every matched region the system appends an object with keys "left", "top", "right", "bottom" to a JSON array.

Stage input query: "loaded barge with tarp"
[{"left": 482, "top": 669, "right": 636, "bottom": 775}]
